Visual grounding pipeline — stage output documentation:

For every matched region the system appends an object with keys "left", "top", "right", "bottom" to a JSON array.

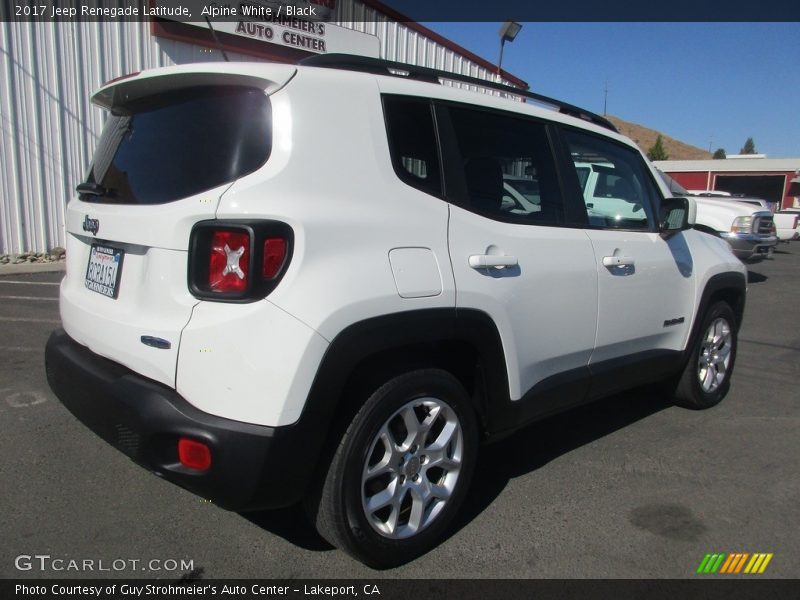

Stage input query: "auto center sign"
[{"left": 167, "top": 1, "right": 380, "bottom": 58}]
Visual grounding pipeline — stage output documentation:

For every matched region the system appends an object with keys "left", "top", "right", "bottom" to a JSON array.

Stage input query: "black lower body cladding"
[{"left": 44, "top": 328, "right": 315, "bottom": 511}]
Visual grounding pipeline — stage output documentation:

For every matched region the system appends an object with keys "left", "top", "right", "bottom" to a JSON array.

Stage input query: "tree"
[
  {"left": 740, "top": 137, "right": 757, "bottom": 154},
  {"left": 647, "top": 135, "right": 669, "bottom": 161},
  {"left": 713, "top": 148, "right": 727, "bottom": 159}
]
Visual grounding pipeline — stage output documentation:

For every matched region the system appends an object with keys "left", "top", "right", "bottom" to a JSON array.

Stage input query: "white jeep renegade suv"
[{"left": 46, "top": 54, "right": 747, "bottom": 568}]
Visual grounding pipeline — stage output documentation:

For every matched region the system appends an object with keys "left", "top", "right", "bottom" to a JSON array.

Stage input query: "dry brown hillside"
[{"left": 606, "top": 115, "right": 712, "bottom": 160}]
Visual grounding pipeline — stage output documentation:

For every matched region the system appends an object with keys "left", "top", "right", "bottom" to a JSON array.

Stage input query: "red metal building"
[{"left": 656, "top": 158, "right": 800, "bottom": 209}]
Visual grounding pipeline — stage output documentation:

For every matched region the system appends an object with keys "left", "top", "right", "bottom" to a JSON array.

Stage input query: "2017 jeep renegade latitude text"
[{"left": 45, "top": 55, "right": 747, "bottom": 568}]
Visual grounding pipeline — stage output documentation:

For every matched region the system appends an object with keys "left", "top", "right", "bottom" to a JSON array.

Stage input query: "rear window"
[{"left": 83, "top": 86, "right": 271, "bottom": 205}]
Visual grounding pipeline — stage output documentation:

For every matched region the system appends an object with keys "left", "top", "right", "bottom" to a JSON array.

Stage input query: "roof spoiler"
[{"left": 92, "top": 66, "right": 297, "bottom": 111}]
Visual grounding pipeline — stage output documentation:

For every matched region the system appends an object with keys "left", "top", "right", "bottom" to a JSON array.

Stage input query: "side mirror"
[{"left": 659, "top": 197, "right": 691, "bottom": 238}]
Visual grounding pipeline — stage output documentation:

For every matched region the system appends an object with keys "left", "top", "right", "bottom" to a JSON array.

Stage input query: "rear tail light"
[
  {"left": 209, "top": 230, "right": 250, "bottom": 293},
  {"left": 189, "top": 220, "right": 293, "bottom": 302}
]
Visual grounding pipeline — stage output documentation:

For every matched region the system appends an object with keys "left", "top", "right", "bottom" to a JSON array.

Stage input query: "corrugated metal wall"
[
  {"left": 340, "top": 7, "right": 517, "bottom": 90},
  {"left": 1, "top": 12, "right": 517, "bottom": 254},
  {"left": 0, "top": 21, "right": 259, "bottom": 254}
]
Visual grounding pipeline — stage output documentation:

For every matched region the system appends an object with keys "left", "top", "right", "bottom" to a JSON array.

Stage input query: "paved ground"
[{"left": 1, "top": 248, "right": 798, "bottom": 579}]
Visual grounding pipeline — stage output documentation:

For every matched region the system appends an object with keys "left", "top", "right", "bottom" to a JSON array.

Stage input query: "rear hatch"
[{"left": 60, "top": 64, "right": 295, "bottom": 387}]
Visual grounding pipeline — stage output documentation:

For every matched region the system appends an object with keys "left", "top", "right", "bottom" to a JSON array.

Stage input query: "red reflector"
[
  {"left": 262, "top": 238, "right": 287, "bottom": 279},
  {"left": 209, "top": 230, "right": 250, "bottom": 293},
  {"left": 178, "top": 438, "right": 212, "bottom": 471}
]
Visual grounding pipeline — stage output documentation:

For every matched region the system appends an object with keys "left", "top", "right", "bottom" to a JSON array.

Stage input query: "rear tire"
[
  {"left": 305, "top": 368, "right": 478, "bottom": 568},
  {"left": 674, "top": 301, "right": 737, "bottom": 409}
]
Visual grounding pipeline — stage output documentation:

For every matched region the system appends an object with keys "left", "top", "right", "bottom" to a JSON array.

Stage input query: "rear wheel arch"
[
  {"left": 306, "top": 367, "right": 480, "bottom": 567},
  {"left": 296, "top": 308, "right": 509, "bottom": 495}
]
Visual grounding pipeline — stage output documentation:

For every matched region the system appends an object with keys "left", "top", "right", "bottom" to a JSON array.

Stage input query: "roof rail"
[{"left": 299, "top": 54, "right": 617, "bottom": 133}]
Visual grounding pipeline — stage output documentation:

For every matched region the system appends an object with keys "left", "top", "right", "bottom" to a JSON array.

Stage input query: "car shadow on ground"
[
  {"left": 449, "top": 384, "right": 674, "bottom": 540},
  {"left": 241, "top": 505, "right": 335, "bottom": 552},
  {"left": 747, "top": 270, "right": 768, "bottom": 283},
  {"left": 240, "top": 383, "right": 675, "bottom": 559}
]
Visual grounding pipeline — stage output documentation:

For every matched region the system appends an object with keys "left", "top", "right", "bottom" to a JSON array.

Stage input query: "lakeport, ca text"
[{"left": 16, "top": 584, "right": 381, "bottom": 597}]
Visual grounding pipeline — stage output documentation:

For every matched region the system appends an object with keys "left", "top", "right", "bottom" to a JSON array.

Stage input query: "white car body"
[
  {"left": 774, "top": 211, "right": 800, "bottom": 241},
  {"left": 45, "top": 58, "right": 749, "bottom": 565},
  {"left": 689, "top": 189, "right": 731, "bottom": 197},
  {"left": 58, "top": 63, "right": 742, "bottom": 425}
]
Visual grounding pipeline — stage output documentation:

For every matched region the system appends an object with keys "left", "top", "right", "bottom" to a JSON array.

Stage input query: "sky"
[{"left": 422, "top": 23, "right": 800, "bottom": 158}]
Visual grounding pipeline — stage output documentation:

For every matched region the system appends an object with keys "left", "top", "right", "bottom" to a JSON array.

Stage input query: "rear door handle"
[
  {"left": 469, "top": 255, "right": 518, "bottom": 269},
  {"left": 602, "top": 255, "right": 635, "bottom": 267}
]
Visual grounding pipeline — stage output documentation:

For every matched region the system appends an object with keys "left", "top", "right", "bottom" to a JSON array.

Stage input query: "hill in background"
[{"left": 606, "top": 115, "right": 712, "bottom": 160}]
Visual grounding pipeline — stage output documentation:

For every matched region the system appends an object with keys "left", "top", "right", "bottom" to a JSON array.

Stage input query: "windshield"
[{"left": 83, "top": 86, "right": 271, "bottom": 205}]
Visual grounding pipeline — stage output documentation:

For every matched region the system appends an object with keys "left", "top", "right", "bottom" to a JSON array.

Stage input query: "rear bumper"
[
  {"left": 45, "top": 328, "right": 317, "bottom": 511},
  {"left": 720, "top": 233, "right": 777, "bottom": 260}
]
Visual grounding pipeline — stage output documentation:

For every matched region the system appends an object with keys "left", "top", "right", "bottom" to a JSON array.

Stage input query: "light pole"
[{"left": 497, "top": 21, "right": 522, "bottom": 76}]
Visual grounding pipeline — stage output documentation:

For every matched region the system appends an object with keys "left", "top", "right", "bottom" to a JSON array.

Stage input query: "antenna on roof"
[{"left": 204, "top": 16, "right": 230, "bottom": 62}]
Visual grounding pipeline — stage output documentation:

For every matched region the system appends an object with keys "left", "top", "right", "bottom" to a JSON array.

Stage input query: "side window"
[
  {"left": 447, "top": 105, "right": 564, "bottom": 225},
  {"left": 383, "top": 96, "right": 442, "bottom": 197},
  {"left": 563, "top": 130, "right": 660, "bottom": 230}
]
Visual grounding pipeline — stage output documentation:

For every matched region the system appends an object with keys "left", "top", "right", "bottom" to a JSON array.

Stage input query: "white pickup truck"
[
  {"left": 774, "top": 210, "right": 800, "bottom": 241},
  {"left": 687, "top": 194, "right": 797, "bottom": 242},
  {"left": 658, "top": 173, "right": 778, "bottom": 260},
  {"left": 700, "top": 198, "right": 800, "bottom": 242}
]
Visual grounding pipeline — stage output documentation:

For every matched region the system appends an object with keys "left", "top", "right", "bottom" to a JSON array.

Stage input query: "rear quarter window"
[
  {"left": 84, "top": 86, "right": 271, "bottom": 205},
  {"left": 382, "top": 96, "right": 442, "bottom": 197}
]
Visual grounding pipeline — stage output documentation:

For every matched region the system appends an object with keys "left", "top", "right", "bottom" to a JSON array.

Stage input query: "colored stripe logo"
[{"left": 697, "top": 553, "right": 773, "bottom": 574}]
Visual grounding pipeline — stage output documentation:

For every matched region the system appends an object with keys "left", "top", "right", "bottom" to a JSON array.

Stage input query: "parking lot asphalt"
[{"left": 1, "top": 247, "right": 798, "bottom": 580}]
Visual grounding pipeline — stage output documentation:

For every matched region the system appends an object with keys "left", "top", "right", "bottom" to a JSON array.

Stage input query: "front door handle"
[
  {"left": 602, "top": 255, "right": 635, "bottom": 267},
  {"left": 469, "top": 254, "right": 518, "bottom": 269}
]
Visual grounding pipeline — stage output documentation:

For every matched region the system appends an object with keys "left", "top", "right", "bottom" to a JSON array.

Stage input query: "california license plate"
[{"left": 85, "top": 244, "right": 124, "bottom": 299}]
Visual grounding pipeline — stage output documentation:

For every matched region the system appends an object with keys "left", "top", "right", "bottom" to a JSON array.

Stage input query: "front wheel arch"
[{"left": 674, "top": 300, "right": 738, "bottom": 409}]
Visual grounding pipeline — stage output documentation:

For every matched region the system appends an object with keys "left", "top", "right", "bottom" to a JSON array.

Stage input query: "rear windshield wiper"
[{"left": 76, "top": 182, "right": 108, "bottom": 197}]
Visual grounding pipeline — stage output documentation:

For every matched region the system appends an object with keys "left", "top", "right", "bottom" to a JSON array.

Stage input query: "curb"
[{"left": 0, "top": 262, "right": 66, "bottom": 276}]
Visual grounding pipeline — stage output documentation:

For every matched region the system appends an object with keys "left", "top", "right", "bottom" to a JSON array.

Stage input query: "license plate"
[{"left": 85, "top": 244, "right": 124, "bottom": 299}]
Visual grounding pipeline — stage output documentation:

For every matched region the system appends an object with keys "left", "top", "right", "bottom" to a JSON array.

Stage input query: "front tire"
[
  {"left": 674, "top": 301, "right": 737, "bottom": 409},
  {"left": 306, "top": 369, "right": 478, "bottom": 568}
]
